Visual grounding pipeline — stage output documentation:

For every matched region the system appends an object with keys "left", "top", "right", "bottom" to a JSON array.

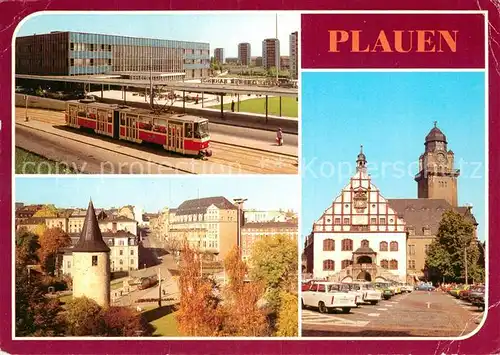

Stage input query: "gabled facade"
[{"left": 311, "top": 147, "right": 408, "bottom": 282}]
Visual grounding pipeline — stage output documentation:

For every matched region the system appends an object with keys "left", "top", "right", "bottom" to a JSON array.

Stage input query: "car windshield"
[
  {"left": 362, "top": 284, "right": 374, "bottom": 290},
  {"left": 194, "top": 121, "right": 209, "bottom": 139},
  {"left": 348, "top": 284, "right": 360, "bottom": 291},
  {"left": 327, "top": 284, "right": 345, "bottom": 292}
]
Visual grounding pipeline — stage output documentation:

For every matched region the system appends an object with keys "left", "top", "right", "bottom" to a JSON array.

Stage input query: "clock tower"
[{"left": 415, "top": 122, "right": 460, "bottom": 206}]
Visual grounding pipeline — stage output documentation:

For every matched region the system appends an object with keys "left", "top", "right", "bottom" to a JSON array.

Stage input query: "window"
[
  {"left": 408, "top": 244, "right": 415, "bottom": 255},
  {"left": 341, "top": 239, "right": 353, "bottom": 251},
  {"left": 107, "top": 59, "right": 112, "bottom": 66},
  {"left": 131, "top": 249, "right": 134, "bottom": 255},
  {"left": 185, "top": 123, "right": 193, "bottom": 138},
  {"left": 90, "top": 58, "right": 94, "bottom": 66},
  {"left": 323, "top": 239, "right": 335, "bottom": 251},
  {"left": 67, "top": 261, "right": 71, "bottom": 268},
  {"left": 408, "top": 260, "right": 416, "bottom": 269},
  {"left": 361, "top": 239, "right": 369, "bottom": 248},
  {"left": 323, "top": 260, "right": 335, "bottom": 271},
  {"left": 119, "top": 259, "right": 123, "bottom": 265},
  {"left": 92, "top": 256, "right": 98, "bottom": 266},
  {"left": 70, "top": 58, "right": 74, "bottom": 66},
  {"left": 389, "top": 259, "right": 398, "bottom": 270},
  {"left": 380, "top": 259, "right": 389, "bottom": 269},
  {"left": 317, "top": 284, "right": 326, "bottom": 292},
  {"left": 119, "top": 250, "right": 123, "bottom": 256},
  {"left": 334, "top": 218, "right": 341, "bottom": 224},
  {"left": 424, "top": 244, "right": 430, "bottom": 254},
  {"left": 380, "top": 217, "right": 386, "bottom": 224},
  {"left": 343, "top": 217, "right": 350, "bottom": 224},
  {"left": 379, "top": 241, "right": 388, "bottom": 251},
  {"left": 370, "top": 217, "right": 377, "bottom": 224},
  {"left": 130, "top": 259, "right": 134, "bottom": 265},
  {"left": 390, "top": 241, "right": 399, "bottom": 251}
]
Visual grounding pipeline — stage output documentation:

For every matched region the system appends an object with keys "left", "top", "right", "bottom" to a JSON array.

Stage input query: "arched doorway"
[
  {"left": 356, "top": 271, "right": 372, "bottom": 281},
  {"left": 357, "top": 255, "right": 373, "bottom": 264}
]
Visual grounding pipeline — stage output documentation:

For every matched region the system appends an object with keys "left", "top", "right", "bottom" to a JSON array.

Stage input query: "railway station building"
[
  {"left": 302, "top": 124, "right": 478, "bottom": 283},
  {"left": 15, "top": 31, "right": 210, "bottom": 80}
]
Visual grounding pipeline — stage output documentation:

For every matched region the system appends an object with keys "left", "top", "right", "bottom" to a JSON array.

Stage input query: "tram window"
[
  {"left": 185, "top": 123, "right": 193, "bottom": 138},
  {"left": 120, "top": 114, "right": 125, "bottom": 126},
  {"left": 108, "top": 112, "right": 113, "bottom": 123},
  {"left": 194, "top": 121, "right": 209, "bottom": 139}
]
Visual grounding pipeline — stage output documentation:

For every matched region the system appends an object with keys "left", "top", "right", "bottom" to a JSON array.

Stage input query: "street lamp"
[{"left": 233, "top": 198, "right": 248, "bottom": 252}]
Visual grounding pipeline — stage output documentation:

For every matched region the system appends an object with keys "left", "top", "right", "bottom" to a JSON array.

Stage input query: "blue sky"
[
  {"left": 301, "top": 71, "right": 486, "bottom": 241},
  {"left": 16, "top": 12, "right": 299, "bottom": 57},
  {"left": 15, "top": 176, "right": 299, "bottom": 212}
]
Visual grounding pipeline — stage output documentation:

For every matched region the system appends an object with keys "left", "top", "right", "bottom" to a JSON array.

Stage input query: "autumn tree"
[
  {"left": 65, "top": 297, "right": 105, "bottom": 336},
  {"left": 249, "top": 234, "right": 298, "bottom": 311},
  {"left": 32, "top": 205, "right": 58, "bottom": 218},
  {"left": 15, "top": 264, "right": 65, "bottom": 336},
  {"left": 176, "top": 242, "right": 223, "bottom": 336},
  {"left": 426, "top": 210, "right": 482, "bottom": 283},
  {"left": 220, "top": 247, "right": 267, "bottom": 337},
  {"left": 38, "top": 227, "right": 71, "bottom": 275},
  {"left": 275, "top": 291, "right": 298, "bottom": 337},
  {"left": 15, "top": 230, "right": 40, "bottom": 268},
  {"left": 101, "top": 306, "right": 154, "bottom": 336},
  {"left": 34, "top": 223, "right": 48, "bottom": 238}
]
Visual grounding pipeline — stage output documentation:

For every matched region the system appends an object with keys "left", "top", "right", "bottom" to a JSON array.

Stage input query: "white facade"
[
  {"left": 311, "top": 159, "right": 407, "bottom": 282},
  {"left": 313, "top": 232, "right": 407, "bottom": 281}
]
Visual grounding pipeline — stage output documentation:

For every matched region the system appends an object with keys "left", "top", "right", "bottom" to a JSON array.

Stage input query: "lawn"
[
  {"left": 141, "top": 305, "right": 180, "bottom": 337},
  {"left": 209, "top": 96, "right": 298, "bottom": 118},
  {"left": 15, "top": 147, "right": 78, "bottom": 174}
]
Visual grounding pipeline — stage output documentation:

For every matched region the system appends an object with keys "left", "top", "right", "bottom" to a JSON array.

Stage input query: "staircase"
[{"left": 326, "top": 263, "right": 401, "bottom": 282}]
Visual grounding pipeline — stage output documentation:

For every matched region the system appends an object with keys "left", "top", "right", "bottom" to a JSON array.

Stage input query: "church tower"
[
  {"left": 72, "top": 199, "right": 111, "bottom": 307},
  {"left": 415, "top": 122, "right": 460, "bottom": 206}
]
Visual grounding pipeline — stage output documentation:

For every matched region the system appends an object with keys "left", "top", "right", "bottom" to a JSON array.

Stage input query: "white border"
[{"left": 11, "top": 9, "right": 488, "bottom": 342}]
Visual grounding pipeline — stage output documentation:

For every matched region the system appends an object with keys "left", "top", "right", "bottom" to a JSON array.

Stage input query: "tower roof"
[
  {"left": 72, "top": 200, "right": 110, "bottom": 253},
  {"left": 425, "top": 121, "right": 447, "bottom": 144}
]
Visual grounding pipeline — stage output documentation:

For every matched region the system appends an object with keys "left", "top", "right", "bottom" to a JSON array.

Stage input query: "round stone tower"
[{"left": 72, "top": 199, "right": 111, "bottom": 307}]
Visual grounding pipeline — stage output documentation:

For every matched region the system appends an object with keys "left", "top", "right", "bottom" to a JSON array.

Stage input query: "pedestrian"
[
  {"left": 231, "top": 100, "right": 235, "bottom": 112},
  {"left": 195, "top": 94, "right": 199, "bottom": 105}
]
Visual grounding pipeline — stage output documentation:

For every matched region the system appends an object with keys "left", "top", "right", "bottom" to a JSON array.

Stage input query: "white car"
[
  {"left": 349, "top": 282, "right": 382, "bottom": 305},
  {"left": 341, "top": 283, "right": 365, "bottom": 305},
  {"left": 302, "top": 281, "right": 357, "bottom": 314},
  {"left": 401, "top": 284, "right": 414, "bottom": 293}
]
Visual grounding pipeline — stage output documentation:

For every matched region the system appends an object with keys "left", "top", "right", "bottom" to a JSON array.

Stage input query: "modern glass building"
[{"left": 15, "top": 31, "right": 211, "bottom": 80}]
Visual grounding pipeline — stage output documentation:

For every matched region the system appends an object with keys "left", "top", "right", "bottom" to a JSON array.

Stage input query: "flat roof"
[{"left": 15, "top": 74, "right": 299, "bottom": 97}]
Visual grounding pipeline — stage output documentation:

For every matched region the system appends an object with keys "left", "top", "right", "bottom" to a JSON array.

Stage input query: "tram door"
[
  {"left": 68, "top": 104, "right": 78, "bottom": 126},
  {"left": 125, "top": 114, "right": 138, "bottom": 141},
  {"left": 167, "top": 122, "right": 183, "bottom": 152},
  {"left": 96, "top": 109, "right": 108, "bottom": 135}
]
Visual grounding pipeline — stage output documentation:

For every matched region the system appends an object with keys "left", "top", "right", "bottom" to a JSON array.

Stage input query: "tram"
[{"left": 65, "top": 100, "right": 212, "bottom": 157}]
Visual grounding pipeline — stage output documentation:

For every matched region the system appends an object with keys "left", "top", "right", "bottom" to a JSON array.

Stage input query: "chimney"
[{"left": 112, "top": 222, "right": 117, "bottom": 233}]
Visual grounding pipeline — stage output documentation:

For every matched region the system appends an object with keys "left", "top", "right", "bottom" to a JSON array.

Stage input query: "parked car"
[
  {"left": 373, "top": 282, "right": 394, "bottom": 299},
  {"left": 349, "top": 281, "right": 382, "bottom": 305},
  {"left": 469, "top": 286, "right": 485, "bottom": 311},
  {"left": 400, "top": 284, "right": 414, "bottom": 293},
  {"left": 341, "top": 283, "right": 364, "bottom": 305},
  {"left": 449, "top": 284, "right": 469, "bottom": 298},
  {"left": 301, "top": 281, "right": 357, "bottom": 314}
]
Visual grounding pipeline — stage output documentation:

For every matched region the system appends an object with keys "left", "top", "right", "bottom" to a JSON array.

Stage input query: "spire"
[
  {"left": 434, "top": 121, "right": 437, "bottom": 128},
  {"left": 72, "top": 199, "right": 110, "bottom": 253},
  {"left": 356, "top": 145, "right": 367, "bottom": 172}
]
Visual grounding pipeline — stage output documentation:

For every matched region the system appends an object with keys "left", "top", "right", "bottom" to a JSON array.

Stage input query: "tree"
[
  {"left": 15, "top": 230, "right": 40, "bottom": 268},
  {"left": 15, "top": 265, "right": 65, "bottom": 336},
  {"left": 426, "top": 210, "right": 482, "bottom": 283},
  {"left": 65, "top": 297, "right": 105, "bottom": 336},
  {"left": 176, "top": 242, "right": 223, "bottom": 336},
  {"left": 220, "top": 247, "right": 267, "bottom": 337},
  {"left": 249, "top": 234, "right": 298, "bottom": 311},
  {"left": 38, "top": 227, "right": 71, "bottom": 274},
  {"left": 102, "top": 306, "right": 154, "bottom": 336},
  {"left": 34, "top": 223, "right": 48, "bottom": 238},
  {"left": 275, "top": 291, "right": 298, "bottom": 337},
  {"left": 32, "top": 205, "right": 58, "bottom": 218}
]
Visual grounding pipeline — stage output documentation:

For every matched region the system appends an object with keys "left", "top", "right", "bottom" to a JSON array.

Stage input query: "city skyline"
[
  {"left": 301, "top": 71, "right": 486, "bottom": 241},
  {"left": 15, "top": 176, "right": 300, "bottom": 213},
  {"left": 16, "top": 12, "right": 299, "bottom": 57}
]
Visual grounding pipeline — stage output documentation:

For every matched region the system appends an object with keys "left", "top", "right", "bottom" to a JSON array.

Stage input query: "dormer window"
[{"left": 92, "top": 255, "right": 98, "bottom": 266}]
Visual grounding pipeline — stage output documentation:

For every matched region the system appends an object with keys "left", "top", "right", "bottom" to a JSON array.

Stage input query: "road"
[{"left": 302, "top": 291, "right": 484, "bottom": 337}]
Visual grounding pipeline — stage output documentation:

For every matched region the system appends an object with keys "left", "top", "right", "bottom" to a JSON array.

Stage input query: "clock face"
[{"left": 437, "top": 153, "right": 447, "bottom": 164}]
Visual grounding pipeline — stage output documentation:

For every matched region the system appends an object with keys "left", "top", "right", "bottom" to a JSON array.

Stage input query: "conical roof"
[
  {"left": 72, "top": 200, "right": 110, "bottom": 253},
  {"left": 425, "top": 122, "right": 447, "bottom": 144}
]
